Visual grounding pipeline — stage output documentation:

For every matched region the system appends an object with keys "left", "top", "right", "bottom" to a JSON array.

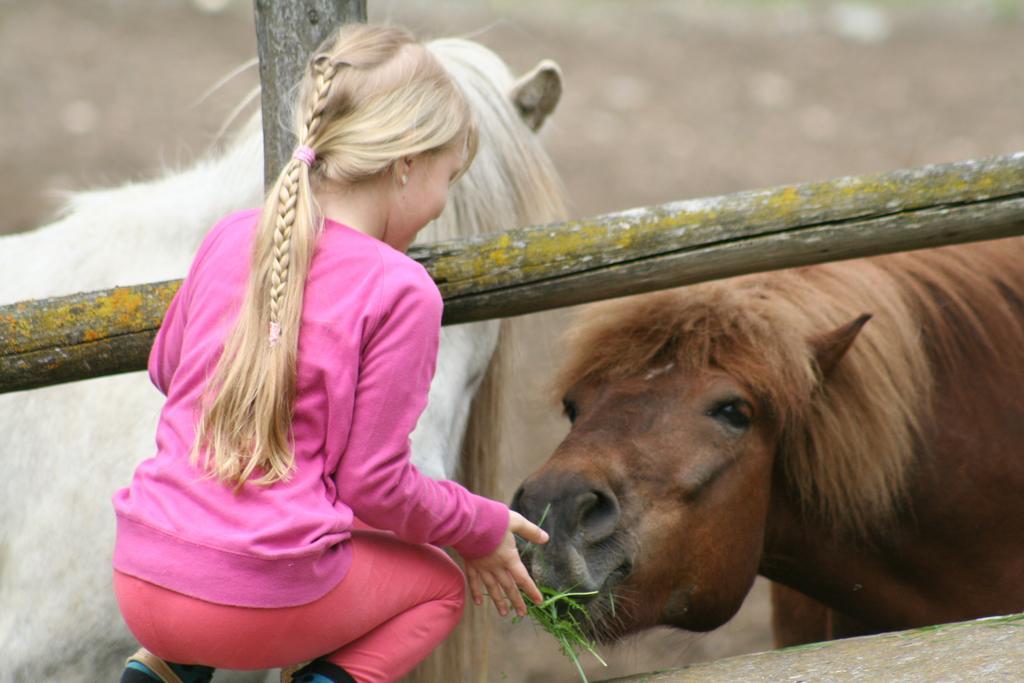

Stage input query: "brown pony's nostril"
[
  {"left": 512, "top": 472, "right": 619, "bottom": 548},
  {"left": 576, "top": 488, "right": 619, "bottom": 543},
  {"left": 510, "top": 485, "right": 526, "bottom": 515},
  {"left": 510, "top": 482, "right": 548, "bottom": 529}
]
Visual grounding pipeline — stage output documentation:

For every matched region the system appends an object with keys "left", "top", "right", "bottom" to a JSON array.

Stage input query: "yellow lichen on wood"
[
  {"left": 421, "top": 152, "right": 1024, "bottom": 298},
  {"left": 1, "top": 281, "right": 180, "bottom": 355},
  {"left": 3, "top": 152, "right": 1023, "bottom": 394}
]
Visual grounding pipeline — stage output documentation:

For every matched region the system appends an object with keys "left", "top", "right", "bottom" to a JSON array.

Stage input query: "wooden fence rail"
[
  {"left": 2, "top": 150, "right": 1023, "bottom": 394},
  {"left": 599, "top": 613, "right": 1024, "bottom": 682}
]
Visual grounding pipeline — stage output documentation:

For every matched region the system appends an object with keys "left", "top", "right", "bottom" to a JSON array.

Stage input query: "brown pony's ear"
[
  {"left": 810, "top": 314, "right": 872, "bottom": 379},
  {"left": 510, "top": 59, "right": 562, "bottom": 131}
]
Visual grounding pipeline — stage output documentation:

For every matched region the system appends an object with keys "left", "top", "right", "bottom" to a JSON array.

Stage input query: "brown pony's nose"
[{"left": 512, "top": 472, "right": 620, "bottom": 545}]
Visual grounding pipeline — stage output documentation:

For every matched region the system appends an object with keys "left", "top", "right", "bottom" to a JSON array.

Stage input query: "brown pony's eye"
[
  {"left": 562, "top": 398, "right": 579, "bottom": 423},
  {"left": 707, "top": 398, "right": 751, "bottom": 431}
]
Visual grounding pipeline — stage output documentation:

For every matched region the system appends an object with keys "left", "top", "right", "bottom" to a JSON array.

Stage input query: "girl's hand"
[{"left": 464, "top": 510, "right": 549, "bottom": 617}]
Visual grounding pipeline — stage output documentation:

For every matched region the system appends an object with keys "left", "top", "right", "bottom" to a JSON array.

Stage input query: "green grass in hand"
[
  {"left": 514, "top": 504, "right": 608, "bottom": 683},
  {"left": 515, "top": 585, "right": 608, "bottom": 683}
]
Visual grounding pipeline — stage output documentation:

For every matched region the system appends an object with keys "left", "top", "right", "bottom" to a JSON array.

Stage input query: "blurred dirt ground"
[{"left": 3, "top": 1, "right": 1023, "bottom": 681}]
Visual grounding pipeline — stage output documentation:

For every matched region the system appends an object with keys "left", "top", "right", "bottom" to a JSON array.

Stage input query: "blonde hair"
[{"left": 192, "top": 24, "right": 478, "bottom": 489}]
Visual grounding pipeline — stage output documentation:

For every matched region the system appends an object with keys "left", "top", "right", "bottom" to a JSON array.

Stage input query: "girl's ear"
[{"left": 394, "top": 157, "right": 412, "bottom": 186}]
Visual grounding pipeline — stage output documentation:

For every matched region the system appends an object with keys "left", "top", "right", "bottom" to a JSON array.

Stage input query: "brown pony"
[{"left": 511, "top": 235, "right": 1024, "bottom": 646}]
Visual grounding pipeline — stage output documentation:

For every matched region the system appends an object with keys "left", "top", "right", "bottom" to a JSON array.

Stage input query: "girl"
[{"left": 112, "top": 24, "right": 547, "bottom": 683}]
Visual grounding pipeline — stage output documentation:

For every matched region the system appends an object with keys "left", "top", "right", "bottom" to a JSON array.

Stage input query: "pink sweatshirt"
[{"left": 113, "top": 209, "right": 508, "bottom": 608}]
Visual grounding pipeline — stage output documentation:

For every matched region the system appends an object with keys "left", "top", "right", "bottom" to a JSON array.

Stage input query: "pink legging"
[{"left": 113, "top": 528, "right": 465, "bottom": 683}]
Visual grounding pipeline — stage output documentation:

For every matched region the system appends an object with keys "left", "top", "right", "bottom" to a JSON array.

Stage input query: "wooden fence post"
[{"left": 253, "top": 0, "right": 367, "bottom": 189}]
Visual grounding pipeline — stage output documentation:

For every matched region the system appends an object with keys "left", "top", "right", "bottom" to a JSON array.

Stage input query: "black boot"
[
  {"left": 120, "top": 648, "right": 214, "bottom": 683},
  {"left": 288, "top": 658, "right": 358, "bottom": 683}
]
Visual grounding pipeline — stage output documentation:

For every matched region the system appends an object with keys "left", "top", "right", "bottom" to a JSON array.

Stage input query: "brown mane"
[{"left": 556, "top": 236, "right": 1024, "bottom": 538}]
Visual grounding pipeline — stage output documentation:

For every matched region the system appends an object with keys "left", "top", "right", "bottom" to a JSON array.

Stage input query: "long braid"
[
  {"left": 302, "top": 59, "right": 339, "bottom": 143},
  {"left": 268, "top": 59, "right": 339, "bottom": 344},
  {"left": 268, "top": 164, "right": 299, "bottom": 341}
]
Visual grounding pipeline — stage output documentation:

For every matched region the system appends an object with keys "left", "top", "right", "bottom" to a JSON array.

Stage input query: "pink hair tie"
[
  {"left": 292, "top": 145, "right": 316, "bottom": 167},
  {"left": 268, "top": 321, "right": 282, "bottom": 347}
]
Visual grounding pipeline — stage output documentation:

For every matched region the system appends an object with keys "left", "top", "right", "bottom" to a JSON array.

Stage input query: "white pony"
[{"left": 0, "top": 38, "right": 566, "bottom": 682}]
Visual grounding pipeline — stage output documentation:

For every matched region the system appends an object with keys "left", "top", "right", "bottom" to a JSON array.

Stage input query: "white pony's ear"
[{"left": 509, "top": 59, "right": 563, "bottom": 132}]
